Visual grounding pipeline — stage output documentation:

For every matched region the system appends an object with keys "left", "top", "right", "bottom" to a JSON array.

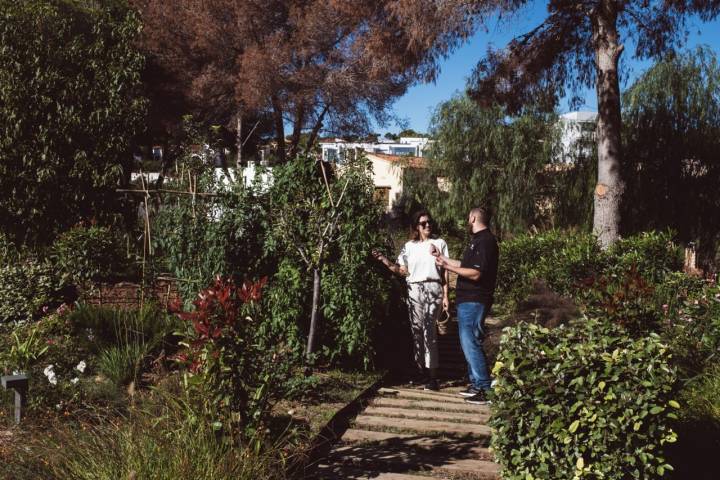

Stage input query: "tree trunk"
[
  {"left": 271, "top": 95, "right": 286, "bottom": 163},
  {"left": 591, "top": 0, "right": 624, "bottom": 249},
  {"left": 288, "top": 104, "right": 305, "bottom": 159},
  {"left": 236, "top": 112, "right": 242, "bottom": 168},
  {"left": 305, "top": 266, "right": 321, "bottom": 363},
  {"left": 306, "top": 105, "right": 330, "bottom": 155}
]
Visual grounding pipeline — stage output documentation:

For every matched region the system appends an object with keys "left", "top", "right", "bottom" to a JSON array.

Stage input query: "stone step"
[
  {"left": 437, "top": 351, "right": 464, "bottom": 359},
  {"left": 379, "top": 389, "right": 468, "bottom": 404},
  {"left": 391, "top": 387, "right": 472, "bottom": 403},
  {"left": 314, "top": 465, "right": 436, "bottom": 479},
  {"left": 437, "top": 346, "right": 463, "bottom": 354},
  {"left": 363, "top": 406, "right": 490, "bottom": 423},
  {"left": 437, "top": 358, "right": 465, "bottom": 365},
  {"left": 341, "top": 428, "right": 492, "bottom": 455},
  {"left": 354, "top": 414, "right": 492, "bottom": 437},
  {"left": 370, "top": 397, "right": 487, "bottom": 414},
  {"left": 437, "top": 338, "right": 460, "bottom": 345},
  {"left": 437, "top": 361, "right": 467, "bottom": 370},
  {"left": 312, "top": 318, "right": 503, "bottom": 480},
  {"left": 322, "top": 447, "right": 501, "bottom": 479}
]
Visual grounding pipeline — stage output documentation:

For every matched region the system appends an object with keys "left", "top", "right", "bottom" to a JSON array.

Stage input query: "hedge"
[{"left": 491, "top": 319, "right": 679, "bottom": 479}]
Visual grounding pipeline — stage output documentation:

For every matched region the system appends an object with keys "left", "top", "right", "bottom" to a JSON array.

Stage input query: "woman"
[{"left": 373, "top": 211, "right": 449, "bottom": 390}]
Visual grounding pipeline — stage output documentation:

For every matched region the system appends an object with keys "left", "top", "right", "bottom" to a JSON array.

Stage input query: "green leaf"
[{"left": 568, "top": 420, "right": 580, "bottom": 433}]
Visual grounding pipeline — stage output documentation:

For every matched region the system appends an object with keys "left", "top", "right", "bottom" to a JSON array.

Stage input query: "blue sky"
[{"left": 385, "top": 7, "right": 720, "bottom": 134}]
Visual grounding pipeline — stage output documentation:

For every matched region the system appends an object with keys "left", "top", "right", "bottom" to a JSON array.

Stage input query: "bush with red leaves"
[{"left": 170, "top": 275, "right": 295, "bottom": 437}]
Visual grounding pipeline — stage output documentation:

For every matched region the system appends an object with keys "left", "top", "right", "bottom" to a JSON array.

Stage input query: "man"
[{"left": 431, "top": 206, "right": 498, "bottom": 405}]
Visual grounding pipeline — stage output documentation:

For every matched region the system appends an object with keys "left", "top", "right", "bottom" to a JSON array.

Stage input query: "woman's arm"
[
  {"left": 372, "top": 250, "right": 408, "bottom": 276},
  {"left": 439, "top": 241, "right": 450, "bottom": 310}
]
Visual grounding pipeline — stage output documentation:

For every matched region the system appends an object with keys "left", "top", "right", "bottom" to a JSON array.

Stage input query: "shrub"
[
  {"left": 0, "top": 0, "right": 146, "bottom": 245},
  {"left": 497, "top": 230, "right": 604, "bottom": 306},
  {"left": 266, "top": 154, "right": 392, "bottom": 367},
  {"left": 263, "top": 259, "right": 307, "bottom": 358},
  {"left": 497, "top": 230, "right": 682, "bottom": 310},
  {"left": 0, "top": 252, "right": 71, "bottom": 323},
  {"left": 52, "top": 224, "right": 125, "bottom": 289},
  {"left": 662, "top": 281, "right": 720, "bottom": 377},
  {"left": 173, "top": 276, "right": 300, "bottom": 437},
  {"left": 67, "top": 303, "right": 177, "bottom": 351},
  {"left": 151, "top": 134, "right": 270, "bottom": 305},
  {"left": 578, "top": 265, "right": 661, "bottom": 335},
  {"left": 64, "top": 304, "right": 178, "bottom": 386},
  {"left": 3, "top": 325, "right": 49, "bottom": 373},
  {"left": 491, "top": 319, "right": 679, "bottom": 479},
  {"left": 607, "top": 231, "right": 682, "bottom": 284},
  {"left": 7, "top": 389, "right": 287, "bottom": 480},
  {"left": 98, "top": 343, "right": 148, "bottom": 386},
  {"left": 679, "top": 365, "right": 720, "bottom": 425}
]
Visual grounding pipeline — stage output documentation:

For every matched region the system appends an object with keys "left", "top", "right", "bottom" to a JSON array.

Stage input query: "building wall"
[
  {"left": 320, "top": 137, "right": 430, "bottom": 162},
  {"left": 557, "top": 111, "right": 597, "bottom": 163},
  {"left": 366, "top": 153, "right": 404, "bottom": 212}
]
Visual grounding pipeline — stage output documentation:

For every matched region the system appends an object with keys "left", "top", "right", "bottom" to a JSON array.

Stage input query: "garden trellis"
[{"left": 115, "top": 162, "right": 224, "bottom": 304}]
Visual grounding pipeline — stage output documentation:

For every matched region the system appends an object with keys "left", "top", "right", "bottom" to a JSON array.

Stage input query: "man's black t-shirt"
[{"left": 455, "top": 229, "right": 499, "bottom": 305}]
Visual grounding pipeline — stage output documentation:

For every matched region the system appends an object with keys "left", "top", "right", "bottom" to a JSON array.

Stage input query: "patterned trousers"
[{"left": 407, "top": 281, "right": 442, "bottom": 370}]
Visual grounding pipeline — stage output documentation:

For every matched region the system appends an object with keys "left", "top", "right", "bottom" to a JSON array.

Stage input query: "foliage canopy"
[
  {"left": 132, "top": 0, "right": 485, "bottom": 161},
  {"left": 402, "top": 95, "right": 565, "bottom": 237},
  {"left": 0, "top": 0, "right": 147, "bottom": 245},
  {"left": 622, "top": 46, "right": 720, "bottom": 264}
]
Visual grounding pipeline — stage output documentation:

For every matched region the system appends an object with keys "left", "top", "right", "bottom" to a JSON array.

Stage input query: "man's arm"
[
  {"left": 430, "top": 244, "right": 481, "bottom": 281},
  {"left": 437, "top": 258, "right": 481, "bottom": 281}
]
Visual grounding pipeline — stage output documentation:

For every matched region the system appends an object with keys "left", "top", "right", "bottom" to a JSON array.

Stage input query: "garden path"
[{"left": 314, "top": 318, "right": 502, "bottom": 479}]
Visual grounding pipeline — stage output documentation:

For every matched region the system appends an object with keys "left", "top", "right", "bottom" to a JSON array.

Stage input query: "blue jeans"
[{"left": 457, "top": 302, "right": 492, "bottom": 391}]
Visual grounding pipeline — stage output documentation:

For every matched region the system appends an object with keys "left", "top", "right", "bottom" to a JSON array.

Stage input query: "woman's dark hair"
[{"left": 409, "top": 210, "right": 432, "bottom": 241}]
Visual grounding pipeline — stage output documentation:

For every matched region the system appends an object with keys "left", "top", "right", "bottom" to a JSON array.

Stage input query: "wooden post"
[
  {"left": 1, "top": 375, "right": 29, "bottom": 424},
  {"left": 306, "top": 267, "right": 322, "bottom": 362}
]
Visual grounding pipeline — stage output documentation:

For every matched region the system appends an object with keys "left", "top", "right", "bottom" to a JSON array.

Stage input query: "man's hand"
[
  {"left": 435, "top": 255, "right": 448, "bottom": 268},
  {"left": 371, "top": 248, "right": 384, "bottom": 261}
]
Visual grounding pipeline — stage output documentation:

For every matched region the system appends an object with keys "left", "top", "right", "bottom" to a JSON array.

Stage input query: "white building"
[
  {"left": 320, "top": 136, "right": 430, "bottom": 163},
  {"left": 557, "top": 111, "right": 597, "bottom": 163},
  {"left": 240, "top": 161, "right": 273, "bottom": 190},
  {"left": 364, "top": 153, "right": 425, "bottom": 213}
]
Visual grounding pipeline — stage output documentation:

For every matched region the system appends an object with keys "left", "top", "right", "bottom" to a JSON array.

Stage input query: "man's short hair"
[{"left": 470, "top": 206, "right": 492, "bottom": 226}]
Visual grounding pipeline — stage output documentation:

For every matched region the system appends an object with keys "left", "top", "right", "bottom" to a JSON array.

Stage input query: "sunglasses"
[{"left": 418, "top": 221, "right": 432, "bottom": 228}]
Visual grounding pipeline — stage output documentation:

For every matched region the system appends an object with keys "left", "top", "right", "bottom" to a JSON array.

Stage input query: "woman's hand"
[
  {"left": 371, "top": 249, "right": 384, "bottom": 262},
  {"left": 442, "top": 295, "right": 449, "bottom": 312}
]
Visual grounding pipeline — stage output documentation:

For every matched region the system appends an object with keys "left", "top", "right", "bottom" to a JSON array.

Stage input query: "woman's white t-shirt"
[{"left": 397, "top": 238, "right": 449, "bottom": 283}]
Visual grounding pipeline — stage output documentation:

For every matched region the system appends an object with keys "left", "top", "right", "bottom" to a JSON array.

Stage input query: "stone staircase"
[
  {"left": 313, "top": 385, "right": 501, "bottom": 479},
  {"left": 311, "top": 314, "right": 503, "bottom": 479},
  {"left": 436, "top": 320, "right": 468, "bottom": 379}
]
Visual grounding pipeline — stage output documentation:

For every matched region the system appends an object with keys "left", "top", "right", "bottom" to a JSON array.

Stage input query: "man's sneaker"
[
  {"left": 465, "top": 390, "right": 491, "bottom": 405},
  {"left": 458, "top": 386, "right": 481, "bottom": 397},
  {"left": 423, "top": 379, "right": 439, "bottom": 391}
]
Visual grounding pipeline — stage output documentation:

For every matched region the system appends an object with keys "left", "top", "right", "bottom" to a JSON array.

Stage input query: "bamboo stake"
[
  {"left": 319, "top": 160, "right": 335, "bottom": 208},
  {"left": 116, "top": 188, "right": 220, "bottom": 197}
]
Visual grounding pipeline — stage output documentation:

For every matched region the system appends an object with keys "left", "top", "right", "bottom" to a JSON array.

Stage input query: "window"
[
  {"left": 324, "top": 148, "right": 338, "bottom": 162},
  {"left": 373, "top": 187, "right": 391, "bottom": 210},
  {"left": 391, "top": 146, "right": 416, "bottom": 156}
]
